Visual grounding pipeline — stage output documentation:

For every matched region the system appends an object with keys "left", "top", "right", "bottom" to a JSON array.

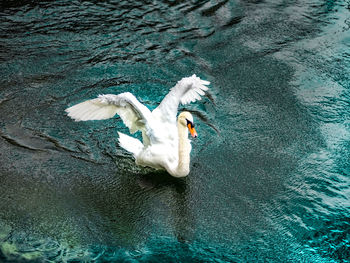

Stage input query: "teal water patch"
[{"left": 0, "top": 0, "right": 349, "bottom": 262}]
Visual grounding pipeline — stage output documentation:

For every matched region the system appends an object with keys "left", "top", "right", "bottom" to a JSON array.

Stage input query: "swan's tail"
[{"left": 118, "top": 132, "right": 143, "bottom": 157}]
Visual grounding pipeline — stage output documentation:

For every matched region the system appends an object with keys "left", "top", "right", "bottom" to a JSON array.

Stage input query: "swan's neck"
[{"left": 174, "top": 121, "right": 191, "bottom": 177}]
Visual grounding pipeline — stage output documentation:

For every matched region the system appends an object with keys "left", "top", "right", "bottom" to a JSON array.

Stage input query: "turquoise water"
[{"left": 0, "top": 0, "right": 349, "bottom": 262}]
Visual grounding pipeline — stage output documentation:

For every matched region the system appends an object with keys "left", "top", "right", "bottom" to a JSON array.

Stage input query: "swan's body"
[{"left": 65, "top": 74, "right": 209, "bottom": 177}]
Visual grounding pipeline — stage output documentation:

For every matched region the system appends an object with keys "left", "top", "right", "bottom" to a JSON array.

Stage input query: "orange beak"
[{"left": 188, "top": 123, "right": 198, "bottom": 138}]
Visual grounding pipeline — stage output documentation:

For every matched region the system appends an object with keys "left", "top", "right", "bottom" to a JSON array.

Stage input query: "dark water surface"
[{"left": 0, "top": 0, "right": 349, "bottom": 262}]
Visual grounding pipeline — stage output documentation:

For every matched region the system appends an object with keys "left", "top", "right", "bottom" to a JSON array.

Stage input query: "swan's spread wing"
[
  {"left": 66, "top": 92, "right": 151, "bottom": 134},
  {"left": 154, "top": 74, "right": 210, "bottom": 122}
]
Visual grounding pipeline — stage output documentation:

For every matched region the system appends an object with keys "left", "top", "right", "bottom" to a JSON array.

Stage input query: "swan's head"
[{"left": 178, "top": 111, "right": 198, "bottom": 138}]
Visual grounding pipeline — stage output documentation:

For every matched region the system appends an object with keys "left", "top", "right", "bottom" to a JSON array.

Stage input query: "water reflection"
[{"left": 67, "top": 168, "right": 191, "bottom": 247}]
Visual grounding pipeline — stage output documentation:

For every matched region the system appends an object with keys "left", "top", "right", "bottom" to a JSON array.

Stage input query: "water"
[{"left": 0, "top": 0, "right": 349, "bottom": 262}]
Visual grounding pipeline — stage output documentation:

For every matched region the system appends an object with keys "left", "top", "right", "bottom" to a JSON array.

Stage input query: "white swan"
[{"left": 65, "top": 74, "right": 210, "bottom": 177}]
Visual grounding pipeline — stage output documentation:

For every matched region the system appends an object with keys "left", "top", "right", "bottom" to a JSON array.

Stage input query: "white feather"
[
  {"left": 118, "top": 132, "right": 143, "bottom": 157},
  {"left": 65, "top": 99, "right": 118, "bottom": 121},
  {"left": 66, "top": 92, "right": 151, "bottom": 134},
  {"left": 154, "top": 74, "right": 210, "bottom": 123}
]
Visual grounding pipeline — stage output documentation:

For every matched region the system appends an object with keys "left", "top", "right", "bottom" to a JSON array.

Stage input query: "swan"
[{"left": 65, "top": 74, "right": 210, "bottom": 177}]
